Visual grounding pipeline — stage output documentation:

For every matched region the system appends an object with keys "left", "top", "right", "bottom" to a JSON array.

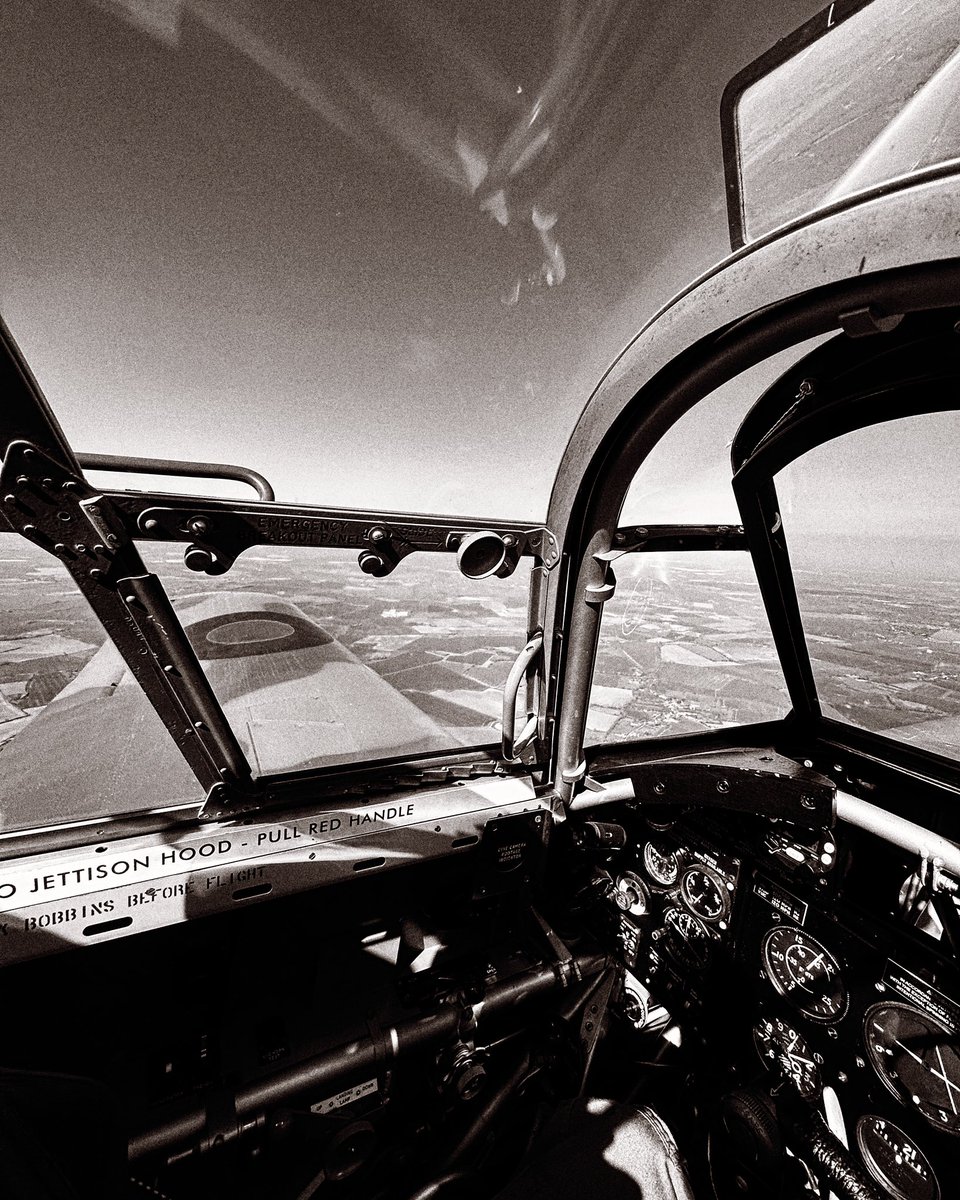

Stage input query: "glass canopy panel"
[
  {"left": 0, "top": 537, "right": 203, "bottom": 832},
  {"left": 776, "top": 410, "right": 960, "bottom": 759},
  {"left": 587, "top": 550, "right": 790, "bottom": 743},
  {"left": 734, "top": 0, "right": 960, "bottom": 242},
  {"left": 619, "top": 340, "right": 829, "bottom": 526},
  {"left": 138, "top": 544, "right": 530, "bottom": 777},
  {"left": 2, "top": 0, "right": 815, "bottom": 522}
]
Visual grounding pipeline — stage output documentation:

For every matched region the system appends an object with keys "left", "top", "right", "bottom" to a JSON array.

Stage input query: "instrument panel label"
[
  {"left": 310, "top": 1078, "right": 378, "bottom": 1115},
  {"left": 883, "top": 961, "right": 960, "bottom": 1034},
  {"left": 753, "top": 878, "right": 808, "bottom": 925}
]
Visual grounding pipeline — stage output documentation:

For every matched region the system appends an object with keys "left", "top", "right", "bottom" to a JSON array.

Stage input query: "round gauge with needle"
[
  {"left": 864, "top": 1002, "right": 960, "bottom": 1136},
  {"left": 761, "top": 926, "right": 848, "bottom": 1023},
  {"left": 663, "top": 906, "right": 711, "bottom": 970},
  {"left": 753, "top": 1015, "right": 820, "bottom": 1098},
  {"left": 643, "top": 840, "right": 680, "bottom": 886},
  {"left": 680, "top": 865, "right": 730, "bottom": 922},
  {"left": 856, "top": 1115, "right": 939, "bottom": 1200}
]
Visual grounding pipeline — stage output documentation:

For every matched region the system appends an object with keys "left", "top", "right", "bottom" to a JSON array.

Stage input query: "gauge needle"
[
  {"left": 935, "top": 1045, "right": 958, "bottom": 1114},
  {"left": 895, "top": 1039, "right": 960, "bottom": 1104}
]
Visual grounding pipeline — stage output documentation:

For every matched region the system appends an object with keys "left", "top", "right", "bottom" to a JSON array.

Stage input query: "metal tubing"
[
  {"left": 502, "top": 635, "right": 543, "bottom": 762},
  {"left": 77, "top": 453, "right": 276, "bottom": 502},
  {"left": 836, "top": 789, "right": 960, "bottom": 877},
  {"left": 128, "top": 951, "right": 607, "bottom": 1160}
]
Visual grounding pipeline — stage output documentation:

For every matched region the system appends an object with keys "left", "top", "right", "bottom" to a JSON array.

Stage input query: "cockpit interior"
[{"left": 3, "top": 2, "right": 960, "bottom": 1199}]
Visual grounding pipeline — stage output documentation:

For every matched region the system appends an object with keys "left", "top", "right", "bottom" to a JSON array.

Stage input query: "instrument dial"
[
  {"left": 856, "top": 1115, "right": 939, "bottom": 1200},
  {"left": 663, "top": 906, "right": 711, "bottom": 970},
  {"left": 680, "top": 865, "right": 729, "bottom": 922},
  {"left": 753, "top": 1015, "right": 820, "bottom": 1098},
  {"left": 643, "top": 840, "right": 680, "bottom": 887},
  {"left": 761, "top": 926, "right": 847, "bottom": 1023},
  {"left": 864, "top": 1002, "right": 960, "bottom": 1136},
  {"left": 614, "top": 871, "right": 649, "bottom": 917}
]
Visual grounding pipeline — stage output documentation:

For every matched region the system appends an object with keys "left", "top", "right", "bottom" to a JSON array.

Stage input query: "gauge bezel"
[
  {"left": 863, "top": 1000, "right": 960, "bottom": 1138},
  {"left": 643, "top": 840, "right": 680, "bottom": 887},
  {"left": 855, "top": 1114, "right": 940, "bottom": 1200},
  {"left": 760, "top": 925, "right": 849, "bottom": 1024},
  {"left": 680, "top": 864, "right": 730, "bottom": 923}
]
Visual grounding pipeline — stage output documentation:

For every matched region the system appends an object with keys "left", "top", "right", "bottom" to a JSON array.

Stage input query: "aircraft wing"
[{"left": 0, "top": 592, "right": 456, "bottom": 830}]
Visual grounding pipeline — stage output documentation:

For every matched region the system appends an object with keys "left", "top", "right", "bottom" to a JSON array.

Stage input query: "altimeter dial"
[
  {"left": 864, "top": 1002, "right": 960, "bottom": 1137},
  {"left": 761, "top": 926, "right": 847, "bottom": 1023},
  {"left": 753, "top": 1015, "right": 820, "bottom": 1098}
]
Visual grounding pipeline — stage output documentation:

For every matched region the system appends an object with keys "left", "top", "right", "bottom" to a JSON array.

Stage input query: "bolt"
[
  {"left": 57, "top": 511, "right": 71, "bottom": 522},
  {"left": 614, "top": 531, "right": 627, "bottom": 544},
  {"left": 125, "top": 594, "right": 137, "bottom": 604},
  {"left": 93, "top": 543, "right": 105, "bottom": 553},
  {"left": 22, "top": 449, "right": 36, "bottom": 461},
  {"left": 653, "top": 782, "right": 665, "bottom": 795},
  {"left": 188, "top": 517, "right": 209, "bottom": 537},
  {"left": 142, "top": 518, "right": 159, "bottom": 531},
  {"left": 801, "top": 796, "right": 816, "bottom": 810},
  {"left": 836, "top": 1070, "right": 847, "bottom": 1084},
  {"left": 369, "top": 526, "right": 387, "bottom": 543},
  {"left": 42, "top": 478, "right": 53, "bottom": 488},
  {"left": 87, "top": 505, "right": 98, "bottom": 514},
  {"left": 54, "top": 543, "right": 67, "bottom": 555},
  {"left": 502, "top": 534, "right": 516, "bottom": 547},
  {"left": 22, "top": 524, "right": 36, "bottom": 535},
  {"left": 89, "top": 568, "right": 103, "bottom": 579},
  {"left": 3, "top": 494, "right": 15, "bottom": 505},
  {"left": 164, "top": 664, "right": 175, "bottom": 673},
  {"left": 717, "top": 779, "right": 730, "bottom": 794},
  {"left": 75, "top": 544, "right": 86, "bottom": 553}
]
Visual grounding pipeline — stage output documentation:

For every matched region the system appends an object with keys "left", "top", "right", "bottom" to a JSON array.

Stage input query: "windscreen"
[
  {"left": 776, "top": 410, "right": 960, "bottom": 760},
  {"left": 729, "top": 0, "right": 960, "bottom": 243}
]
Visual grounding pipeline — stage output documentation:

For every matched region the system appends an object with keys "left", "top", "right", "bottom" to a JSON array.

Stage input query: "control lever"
[{"left": 793, "top": 1112, "right": 884, "bottom": 1200}]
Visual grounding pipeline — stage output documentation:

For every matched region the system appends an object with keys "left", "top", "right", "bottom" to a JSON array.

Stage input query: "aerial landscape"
[{"left": 3, "top": 539, "right": 960, "bottom": 796}]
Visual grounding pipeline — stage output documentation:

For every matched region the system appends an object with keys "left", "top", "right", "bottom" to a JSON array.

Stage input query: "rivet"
[
  {"left": 22, "top": 524, "right": 36, "bottom": 534},
  {"left": 717, "top": 779, "right": 730, "bottom": 793},
  {"left": 93, "top": 543, "right": 105, "bottom": 553},
  {"left": 57, "top": 511, "right": 71, "bottom": 522},
  {"left": 653, "top": 781, "right": 665, "bottom": 795},
  {"left": 89, "top": 568, "right": 103, "bottom": 579},
  {"left": 54, "top": 543, "right": 67, "bottom": 554},
  {"left": 369, "top": 526, "right": 387, "bottom": 543},
  {"left": 164, "top": 664, "right": 175, "bottom": 673},
  {"left": 22, "top": 449, "right": 36, "bottom": 461},
  {"left": 87, "top": 505, "right": 98, "bottom": 514},
  {"left": 16, "top": 475, "right": 29, "bottom": 486},
  {"left": 124, "top": 594, "right": 137, "bottom": 603},
  {"left": 3, "top": 494, "right": 15, "bottom": 505},
  {"left": 75, "top": 544, "right": 86, "bottom": 553},
  {"left": 142, "top": 518, "right": 158, "bottom": 531},
  {"left": 42, "top": 478, "right": 53, "bottom": 488},
  {"left": 62, "top": 480, "right": 78, "bottom": 491}
]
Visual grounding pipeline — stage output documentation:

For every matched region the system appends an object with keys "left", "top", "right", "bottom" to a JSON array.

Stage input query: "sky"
[{"left": 1, "top": 0, "right": 824, "bottom": 520}]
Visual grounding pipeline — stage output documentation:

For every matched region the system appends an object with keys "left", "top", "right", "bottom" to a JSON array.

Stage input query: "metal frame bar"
[
  {"left": 77, "top": 453, "right": 276, "bottom": 501},
  {"left": 545, "top": 261, "right": 960, "bottom": 804}
]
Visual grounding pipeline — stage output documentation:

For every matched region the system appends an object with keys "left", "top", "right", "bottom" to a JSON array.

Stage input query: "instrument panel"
[{"left": 600, "top": 801, "right": 960, "bottom": 1200}]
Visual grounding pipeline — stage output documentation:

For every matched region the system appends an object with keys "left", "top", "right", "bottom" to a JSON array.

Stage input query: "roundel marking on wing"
[{"left": 205, "top": 619, "right": 296, "bottom": 646}]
